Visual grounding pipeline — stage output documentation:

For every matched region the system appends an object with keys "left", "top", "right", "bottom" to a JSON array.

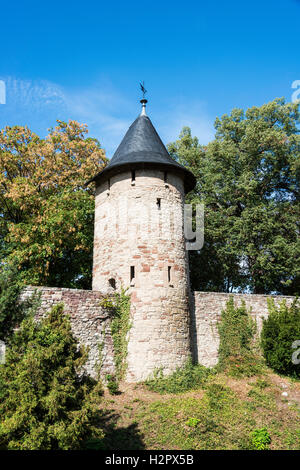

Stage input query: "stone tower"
[{"left": 89, "top": 99, "right": 196, "bottom": 382}]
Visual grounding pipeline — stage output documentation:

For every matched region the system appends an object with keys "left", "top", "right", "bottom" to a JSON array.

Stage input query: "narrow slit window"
[
  {"left": 156, "top": 198, "right": 161, "bottom": 210},
  {"left": 130, "top": 266, "right": 135, "bottom": 283},
  {"left": 168, "top": 266, "right": 172, "bottom": 283},
  {"left": 131, "top": 170, "right": 135, "bottom": 182}
]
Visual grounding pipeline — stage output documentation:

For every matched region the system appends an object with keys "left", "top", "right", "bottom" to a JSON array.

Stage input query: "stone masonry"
[
  {"left": 20, "top": 286, "right": 115, "bottom": 379},
  {"left": 93, "top": 169, "right": 191, "bottom": 382},
  {"left": 20, "top": 287, "right": 296, "bottom": 380},
  {"left": 192, "top": 291, "right": 295, "bottom": 367}
]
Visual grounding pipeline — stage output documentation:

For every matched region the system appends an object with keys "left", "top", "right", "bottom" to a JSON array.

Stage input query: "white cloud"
[
  {"left": 0, "top": 77, "right": 132, "bottom": 155},
  {"left": 62, "top": 85, "right": 133, "bottom": 154},
  {"left": 0, "top": 77, "right": 215, "bottom": 157},
  {"left": 4, "top": 77, "right": 65, "bottom": 110}
]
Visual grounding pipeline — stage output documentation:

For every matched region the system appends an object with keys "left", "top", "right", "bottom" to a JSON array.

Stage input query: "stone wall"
[
  {"left": 20, "top": 287, "right": 115, "bottom": 378},
  {"left": 19, "top": 287, "right": 296, "bottom": 380},
  {"left": 192, "top": 291, "right": 295, "bottom": 367}
]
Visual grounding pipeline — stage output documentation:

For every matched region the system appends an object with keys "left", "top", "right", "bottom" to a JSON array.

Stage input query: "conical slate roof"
[{"left": 89, "top": 110, "right": 196, "bottom": 194}]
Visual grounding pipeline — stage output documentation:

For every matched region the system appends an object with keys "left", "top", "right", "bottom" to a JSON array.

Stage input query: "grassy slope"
[{"left": 97, "top": 370, "right": 300, "bottom": 450}]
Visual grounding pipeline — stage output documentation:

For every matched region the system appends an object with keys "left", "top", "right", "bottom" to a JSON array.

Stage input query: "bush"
[
  {"left": 250, "top": 427, "right": 271, "bottom": 450},
  {"left": 0, "top": 265, "right": 25, "bottom": 340},
  {"left": 261, "top": 299, "right": 300, "bottom": 378},
  {"left": 144, "top": 359, "right": 212, "bottom": 394},
  {"left": 106, "top": 374, "right": 119, "bottom": 395},
  {"left": 0, "top": 303, "right": 103, "bottom": 450},
  {"left": 217, "top": 297, "right": 263, "bottom": 377},
  {"left": 186, "top": 417, "right": 201, "bottom": 428}
]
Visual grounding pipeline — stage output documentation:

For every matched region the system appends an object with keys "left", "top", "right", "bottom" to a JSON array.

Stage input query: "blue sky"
[{"left": 0, "top": 0, "right": 299, "bottom": 156}]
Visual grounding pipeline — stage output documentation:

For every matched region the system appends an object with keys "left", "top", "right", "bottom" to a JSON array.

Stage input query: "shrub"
[
  {"left": 106, "top": 374, "right": 119, "bottom": 395},
  {"left": 0, "top": 303, "right": 103, "bottom": 450},
  {"left": 250, "top": 427, "right": 271, "bottom": 450},
  {"left": 186, "top": 417, "right": 200, "bottom": 427},
  {"left": 144, "top": 359, "right": 212, "bottom": 394},
  {"left": 0, "top": 265, "right": 26, "bottom": 340},
  {"left": 261, "top": 299, "right": 300, "bottom": 378},
  {"left": 217, "top": 297, "right": 262, "bottom": 377}
]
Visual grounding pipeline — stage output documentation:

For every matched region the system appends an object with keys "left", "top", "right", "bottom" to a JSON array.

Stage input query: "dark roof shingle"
[{"left": 89, "top": 113, "right": 196, "bottom": 193}]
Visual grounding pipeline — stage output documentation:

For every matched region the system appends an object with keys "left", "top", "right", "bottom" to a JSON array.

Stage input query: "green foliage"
[
  {"left": 0, "top": 264, "right": 40, "bottom": 341},
  {"left": 97, "top": 291, "right": 130, "bottom": 391},
  {"left": 110, "top": 289, "right": 131, "bottom": 381},
  {"left": 254, "top": 378, "right": 270, "bottom": 390},
  {"left": 186, "top": 417, "right": 200, "bottom": 427},
  {"left": 145, "top": 359, "right": 212, "bottom": 394},
  {"left": 100, "top": 298, "right": 115, "bottom": 309},
  {"left": 0, "top": 303, "right": 103, "bottom": 450},
  {"left": 0, "top": 121, "right": 107, "bottom": 289},
  {"left": 105, "top": 374, "right": 119, "bottom": 395},
  {"left": 168, "top": 99, "right": 300, "bottom": 295},
  {"left": 0, "top": 265, "right": 24, "bottom": 340},
  {"left": 218, "top": 297, "right": 263, "bottom": 377},
  {"left": 206, "top": 383, "right": 233, "bottom": 410},
  {"left": 261, "top": 299, "right": 300, "bottom": 378},
  {"left": 250, "top": 427, "right": 271, "bottom": 450}
]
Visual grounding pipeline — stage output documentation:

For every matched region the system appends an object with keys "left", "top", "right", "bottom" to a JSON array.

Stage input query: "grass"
[
  {"left": 144, "top": 360, "right": 213, "bottom": 394},
  {"left": 95, "top": 368, "right": 300, "bottom": 450}
]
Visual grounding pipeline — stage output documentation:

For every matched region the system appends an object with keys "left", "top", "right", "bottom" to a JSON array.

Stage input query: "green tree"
[
  {"left": 168, "top": 99, "right": 300, "bottom": 294},
  {"left": 0, "top": 120, "right": 107, "bottom": 288},
  {"left": 0, "top": 265, "right": 25, "bottom": 340},
  {"left": 0, "top": 303, "right": 103, "bottom": 449},
  {"left": 261, "top": 299, "right": 300, "bottom": 378}
]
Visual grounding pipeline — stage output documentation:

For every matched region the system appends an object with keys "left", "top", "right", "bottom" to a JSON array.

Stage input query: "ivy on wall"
[
  {"left": 99, "top": 289, "right": 131, "bottom": 382},
  {"left": 111, "top": 289, "right": 131, "bottom": 381},
  {"left": 217, "top": 297, "right": 263, "bottom": 377}
]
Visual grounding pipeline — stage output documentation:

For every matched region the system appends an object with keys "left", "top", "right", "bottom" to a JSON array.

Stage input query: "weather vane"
[
  {"left": 140, "top": 81, "right": 147, "bottom": 100},
  {"left": 139, "top": 81, "right": 148, "bottom": 116}
]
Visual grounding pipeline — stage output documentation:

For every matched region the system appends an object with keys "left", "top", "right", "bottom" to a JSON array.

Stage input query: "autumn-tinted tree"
[
  {"left": 0, "top": 120, "right": 107, "bottom": 288},
  {"left": 168, "top": 98, "right": 300, "bottom": 294}
]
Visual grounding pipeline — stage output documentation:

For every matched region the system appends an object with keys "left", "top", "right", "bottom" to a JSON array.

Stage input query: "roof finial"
[{"left": 139, "top": 81, "right": 147, "bottom": 116}]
